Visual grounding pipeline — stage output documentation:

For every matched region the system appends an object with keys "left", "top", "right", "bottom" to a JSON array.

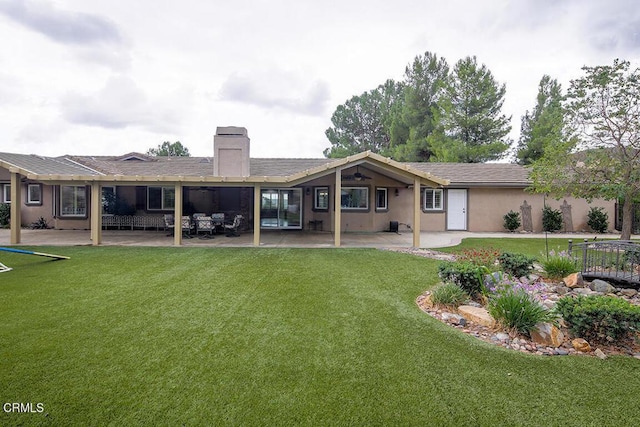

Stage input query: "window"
[
  {"left": 147, "top": 186, "right": 175, "bottom": 210},
  {"left": 341, "top": 187, "right": 368, "bottom": 210},
  {"left": 27, "top": 184, "right": 42, "bottom": 205},
  {"left": 102, "top": 186, "right": 116, "bottom": 214},
  {"left": 2, "top": 184, "right": 10, "bottom": 203},
  {"left": 424, "top": 188, "right": 443, "bottom": 211},
  {"left": 314, "top": 187, "right": 329, "bottom": 210},
  {"left": 375, "top": 188, "right": 388, "bottom": 211},
  {"left": 61, "top": 185, "right": 87, "bottom": 217}
]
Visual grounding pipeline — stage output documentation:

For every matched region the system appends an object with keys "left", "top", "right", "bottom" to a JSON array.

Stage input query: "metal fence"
[{"left": 568, "top": 239, "right": 640, "bottom": 286}]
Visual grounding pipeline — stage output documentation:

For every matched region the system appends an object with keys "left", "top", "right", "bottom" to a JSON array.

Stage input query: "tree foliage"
[
  {"left": 529, "top": 59, "right": 640, "bottom": 239},
  {"left": 147, "top": 141, "right": 191, "bottom": 157},
  {"left": 391, "top": 52, "right": 449, "bottom": 161},
  {"left": 324, "top": 80, "right": 403, "bottom": 158},
  {"left": 324, "top": 52, "right": 512, "bottom": 162},
  {"left": 516, "top": 75, "right": 565, "bottom": 165},
  {"left": 431, "top": 56, "right": 512, "bottom": 163}
]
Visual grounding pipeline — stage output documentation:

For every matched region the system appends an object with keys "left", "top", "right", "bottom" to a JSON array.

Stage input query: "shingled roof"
[
  {"left": 0, "top": 151, "right": 530, "bottom": 187},
  {"left": 408, "top": 162, "right": 531, "bottom": 187},
  {"left": 0, "top": 152, "right": 102, "bottom": 177}
]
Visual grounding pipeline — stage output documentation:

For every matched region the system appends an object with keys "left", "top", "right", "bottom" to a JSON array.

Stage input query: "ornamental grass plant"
[
  {"left": 542, "top": 249, "right": 577, "bottom": 280},
  {"left": 430, "top": 282, "right": 469, "bottom": 308}
]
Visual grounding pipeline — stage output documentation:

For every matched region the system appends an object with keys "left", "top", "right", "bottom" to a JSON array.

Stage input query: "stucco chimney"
[{"left": 213, "top": 126, "right": 250, "bottom": 177}]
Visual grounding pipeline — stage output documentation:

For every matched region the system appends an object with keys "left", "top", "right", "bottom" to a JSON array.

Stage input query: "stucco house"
[{"left": 0, "top": 126, "right": 615, "bottom": 247}]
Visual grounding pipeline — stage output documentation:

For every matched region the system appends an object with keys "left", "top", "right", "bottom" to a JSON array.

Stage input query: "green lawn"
[{"left": 1, "top": 245, "right": 639, "bottom": 426}]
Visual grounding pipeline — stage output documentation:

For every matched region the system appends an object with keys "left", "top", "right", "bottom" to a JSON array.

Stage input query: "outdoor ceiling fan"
[{"left": 343, "top": 165, "right": 372, "bottom": 181}]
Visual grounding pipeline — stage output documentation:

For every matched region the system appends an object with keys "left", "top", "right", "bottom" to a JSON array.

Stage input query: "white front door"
[{"left": 447, "top": 189, "right": 467, "bottom": 230}]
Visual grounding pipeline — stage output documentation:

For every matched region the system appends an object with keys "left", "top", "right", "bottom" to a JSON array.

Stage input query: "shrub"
[
  {"left": 587, "top": 206, "right": 609, "bottom": 233},
  {"left": 30, "top": 217, "right": 50, "bottom": 229},
  {"left": 455, "top": 247, "right": 501, "bottom": 270},
  {"left": 0, "top": 203, "right": 9, "bottom": 227},
  {"left": 555, "top": 295, "right": 640, "bottom": 345},
  {"left": 542, "top": 249, "right": 577, "bottom": 280},
  {"left": 503, "top": 210, "right": 521, "bottom": 232},
  {"left": 488, "top": 288, "right": 555, "bottom": 335},
  {"left": 438, "top": 261, "right": 485, "bottom": 296},
  {"left": 542, "top": 205, "right": 563, "bottom": 232},
  {"left": 430, "top": 283, "right": 469, "bottom": 308},
  {"left": 497, "top": 252, "right": 536, "bottom": 278}
]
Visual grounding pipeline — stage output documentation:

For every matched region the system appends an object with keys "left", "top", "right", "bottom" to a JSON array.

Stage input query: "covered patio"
[{"left": 0, "top": 228, "right": 465, "bottom": 249}]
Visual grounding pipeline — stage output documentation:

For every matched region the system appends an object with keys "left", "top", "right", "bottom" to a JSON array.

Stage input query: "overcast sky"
[{"left": 1, "top": 0, "right": 639, "bottom": 159}]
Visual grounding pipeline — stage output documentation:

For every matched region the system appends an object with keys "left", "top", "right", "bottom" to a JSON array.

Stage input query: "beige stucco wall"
[{"left": 467, "top": 188, "right": 615, "bottom": 232}]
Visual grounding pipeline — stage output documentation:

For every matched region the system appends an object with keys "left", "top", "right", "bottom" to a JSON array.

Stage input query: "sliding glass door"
[{"left": 260, "top": 188, "right": 302, "bottom": 229}]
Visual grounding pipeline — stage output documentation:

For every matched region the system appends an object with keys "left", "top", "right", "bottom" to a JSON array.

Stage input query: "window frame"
[
  {"left": 313, "top": 186, "right": 329, "bottom": 211},
  {"left": 60, "top": 185, "right": 87, "bottom": 218},
  {"left": 423, "top": 188, "right": 444, "bottom": 211},
  {"left": 2, "top": 184, "right": 10, "bottom": 203},
  {"left": 27, "top": 183, "right": 43, "bottom": 205},
  {"left": 375, "top": 187, "right": 388, "bottom": 212},
  {"left": 341, "top": 186, "right": 369, "bottom": 211},
  {"left": 147, "top": 186, "right": 175, "bottom": 211}
]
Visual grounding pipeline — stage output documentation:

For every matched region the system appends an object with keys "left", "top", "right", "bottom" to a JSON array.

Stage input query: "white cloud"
[
  {"left": 1, "top": 0, "right": 640, "bottom": 159},
  {"left": 62, "top": 75, "right": 188, "bottom": 134},
  {"left": 219, "top": 68, "right": 331, "bottom": 117}
]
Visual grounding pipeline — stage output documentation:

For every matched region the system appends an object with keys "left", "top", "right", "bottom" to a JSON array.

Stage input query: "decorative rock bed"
[
  {"left": 405, "top": 247, "right": 640, "bottom": 359},
  {"left": 417, "top": 284, "right": 640, "bottom": 358}
]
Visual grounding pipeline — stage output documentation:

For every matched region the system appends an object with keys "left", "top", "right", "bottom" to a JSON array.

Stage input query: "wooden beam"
[
  {"left": 90, "top": 182, "right": 102, "bottom": 245},
  {"left": 174, "top": 184, "right": 183, "bottom": 246},
  {"left": 334, "top": 167, "right": 342, "bottom": 247},
  {"left": 10, "top": 172, "right": 21, "bottom": 244},
  {"left": 413, "top": 177, "right": 421, "bottom": 248},
  {"left": 253, "top": 185, "right": 261, "bottom": 247}
]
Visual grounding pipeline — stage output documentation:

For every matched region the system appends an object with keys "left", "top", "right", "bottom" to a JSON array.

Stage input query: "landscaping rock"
[
  {"left": 589, "top": 279, "right": 616, "bottom": 294},
  {"left": 574, "top": 288, "right": 595, "bottom": 295},
  {"left": 563, "top": 272, "right": 584, "bottom": 288},
  {"left": 572, "top": 338, "right": 592, "bottom": 353},
  {"left": 442, "top": 312, "right": 466, "bottom": 326},
  {"left": 457, "top": 305, "right": 496, "bottom": 328},
  {"left": 619, "top": 288, "right": 638, "bottom": 297},
  {"left": 530, "top": 322, "right": 564, "bottom": 348},
  {"left": 493, "top": 332, "right": 510, "bottom": 342},
  {"left": 555, "top": 286, "right": 570, "bottom": 295},
  {"left": 594, "top": 348, "right": 608, "bottom": 360}
]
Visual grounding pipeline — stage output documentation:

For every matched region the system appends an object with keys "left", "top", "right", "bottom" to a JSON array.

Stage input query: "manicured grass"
[
  {"left": 1, "top": 245, "right": 639, "bottom": 426},
  {"left": 436, "top": 237, "right": 578, "bottom": 259}
]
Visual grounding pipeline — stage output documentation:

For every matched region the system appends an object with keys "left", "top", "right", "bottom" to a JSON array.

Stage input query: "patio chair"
[
  {"left": 164, "top": 214, "right": 175, "bottom": 236},
  {"left": 181, "top": 216, "right": 194, "bottom": 238},
  {"left": 223, "top": 214, "right": 244, "bottom": 237},
  {"left": 211, "top": 213, "right": 225, "bottom": 234},
  {"left": 195, "top": 216, "right": 215, "bottom": 239}
]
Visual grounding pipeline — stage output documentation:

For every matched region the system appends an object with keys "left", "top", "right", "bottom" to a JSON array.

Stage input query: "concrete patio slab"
[{"left": 0, "top": 228, "right": 628, "bottom": 249}]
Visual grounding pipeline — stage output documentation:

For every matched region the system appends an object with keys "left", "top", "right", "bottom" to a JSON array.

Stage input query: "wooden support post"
[
  {"left": 90, "top": 182, "right": 102, "bottom": 245},
  {"left": 174, "top": 184, "right": 183, "bottom": 246},
  {"left": 334, "top": 168, "right": 342, "bottom": 247},
  {"left": 413, "top": 178, "right": 421, "bottom": 248},
  {"left": 10, "top": 173, "right": 21, "bottom": 244},
  {"left": 253, "top": 185, "right": 261, "bottom": 247}
]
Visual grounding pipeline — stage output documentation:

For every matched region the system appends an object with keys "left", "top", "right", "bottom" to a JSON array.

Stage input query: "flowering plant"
[
  {"left": 456, "top": 248, "right": 501, "bottom": 271},
  {"left": 541, "top": 248, "right": 577, "bottom": 280}
]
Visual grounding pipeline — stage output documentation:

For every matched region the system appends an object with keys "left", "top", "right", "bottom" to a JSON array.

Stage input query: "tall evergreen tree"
[
  {"left": 431, "top": 56, "right": 511, "bottom": 163},
  {"left": 391, "top": 52, "right": 449, "bottom": 161},
  {"left": 324, "top": 80, "right": 403, "bottom": 158},
  {"left": 516, "top": 75, "right": 564, "bottom": 165}
]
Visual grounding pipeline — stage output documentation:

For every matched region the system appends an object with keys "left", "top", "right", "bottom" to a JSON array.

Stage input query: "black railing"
[{"left": 568, "top": 239, "right": 640, "bottom": 287}]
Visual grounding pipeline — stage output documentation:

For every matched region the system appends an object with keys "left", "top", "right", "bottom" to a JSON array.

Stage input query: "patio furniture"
[
  {"left": 181, "top": 216, "right": 194, "bottom": 238},
  {"left": 164, "top": 214, "right": 175, "bottom": 236},
  {"left": 211, "top": 213, "right": 225, "bottom": 234},
  {"left": 195, "top": 216, "right": 215, "bottom": 239},
  {"left": 223, "top": 215, "right": 244, "bottom": 237}
]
